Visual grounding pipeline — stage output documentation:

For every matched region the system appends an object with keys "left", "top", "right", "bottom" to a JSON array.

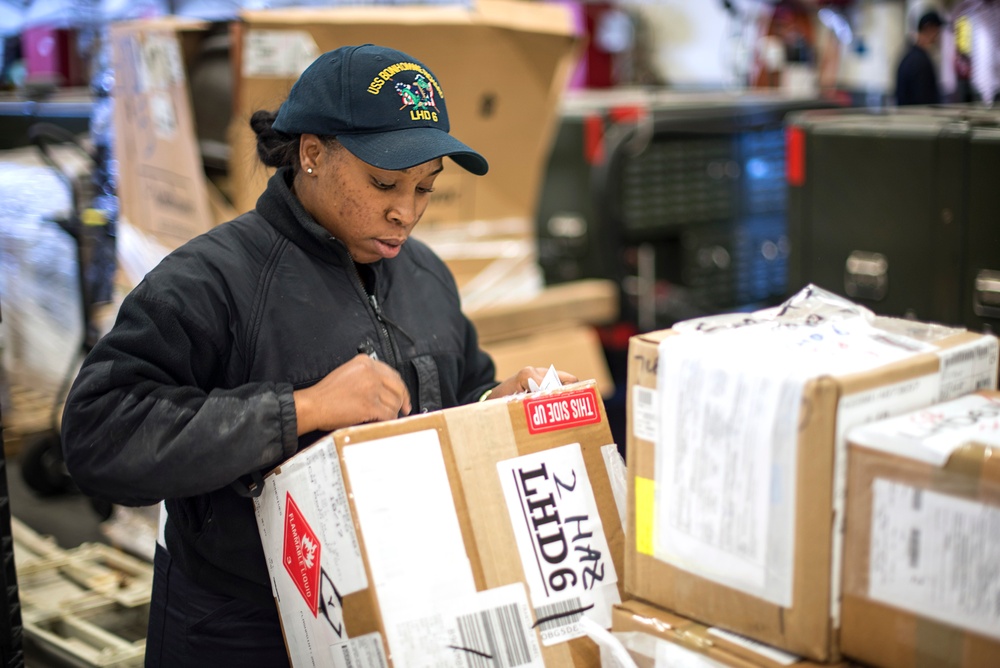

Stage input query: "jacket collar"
[{"left": 255, "top": 167, "right": 353, "bottom": 266}]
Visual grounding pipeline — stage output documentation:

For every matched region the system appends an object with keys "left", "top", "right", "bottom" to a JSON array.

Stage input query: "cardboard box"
[
  {"left": 109, "top": 18, "right": 218, "bottom": 251},
  {"left": 467, "top": 279, "right": 619, "bottom": 346},
  {"left": 611, "top": 599, "right": 848, "bottom": 668},
  {"left": 840, "top": 390, "right": 1000, "bottom": 668},
  {"left": 229, "top": 0, "right": 580, "bottom": 225},
  {"left": 110, "top": 1, "right": 578, "bottom": 249},
  {"left": 624, "top": 287, "right": 999, "bottom": 661},
  {"left": 254, "top": 381, "right": 626, "bottom": 667},
  {"left": 482, "top": 324, "right": 614, "bottom": 398}
]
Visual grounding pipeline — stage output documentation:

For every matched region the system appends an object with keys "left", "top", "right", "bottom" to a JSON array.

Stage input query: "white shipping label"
[
  {"left": 446, "top": 585, "right": 544, "bottom": 668},
  {"left": 149, "top": 92, "right": 177, "bottom": 140},
  {"left": 137, "top": 33, "right": 184, "bottom": 91},
  {"left": 497, "top": 443, "right": 620, "bottom": 646},
  {"left": 850, "top": 393, "right": 1000, "bottom": 467},
  {"left": 830, "top": 374, "right": 942, "bottom": 625},
  {"left": 303, "top": 440, "right": 368, "bottom": 597},
  {"left": 654, "top": 332, "right": 804, "bottom": 608},
  {"left": 252, "top": 438, "right": 368, "bottom": 667},
  {"left": 329, "top": 633, "right": 387, "bottom": 668},
  {"left": 387, "top": 584, "right": 544, "bottom": 668},
  {"left": 343, "top": 429, "right": 476, "bottom": 628},
  {"left": 632, "top": 386, "right": 659, "bottom": 443},
  {"left": 937, "top": 336, "right": 999, "bottom": 401},
  {"left": 243, "top": 30, "right": 320, "bottom": 78},
  {"left": 869, "top": 479, "right": 1000, "bottom": 641}
]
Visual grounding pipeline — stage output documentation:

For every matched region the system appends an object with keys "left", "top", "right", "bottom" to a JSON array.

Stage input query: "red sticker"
[
  {"left": 523, "top": 388, "right": 602, "bottom": 434},
  {"left": 786, "top": 125, "right": 805, "bottom": 187},
  {"left": 282, "top": 492, "right": 321, "bottom": 616}
]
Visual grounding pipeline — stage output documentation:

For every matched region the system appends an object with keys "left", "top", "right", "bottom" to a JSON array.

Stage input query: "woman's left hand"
[{"left": 489, "top": 367, "right": 578, "bottom": 400}]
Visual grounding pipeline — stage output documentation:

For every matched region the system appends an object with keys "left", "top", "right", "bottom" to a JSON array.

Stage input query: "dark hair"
[
  {"left": 918, "top": 11, "right": 944, "bottom": 32},
  {"left": 250, "top": 110, "right": 341, "bottom": 171}
]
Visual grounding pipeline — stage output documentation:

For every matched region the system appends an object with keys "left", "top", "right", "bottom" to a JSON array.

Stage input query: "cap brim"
[{"left": 337, "top": 127, "right": 489, "bottom": 176}]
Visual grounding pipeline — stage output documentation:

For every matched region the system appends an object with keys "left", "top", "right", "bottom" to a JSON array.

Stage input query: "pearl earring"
[{"left": 306, "top": 167, "right": 314, "bottom": 174}]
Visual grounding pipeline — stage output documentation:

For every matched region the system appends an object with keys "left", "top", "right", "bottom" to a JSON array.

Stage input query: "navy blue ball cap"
[
  {"left": 273, "top": 44, "right": 488, "bottom": 176},
  {"left": 918, "top": 10, "right": 945, "bottom": 30}
]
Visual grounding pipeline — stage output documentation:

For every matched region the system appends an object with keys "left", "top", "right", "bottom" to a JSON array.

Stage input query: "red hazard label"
[
  {"left": 282, "top": 492, "right": 321, "bottom": 616},
  {"left": 523, "top": 387, "right": 602, "bottom": 434}
]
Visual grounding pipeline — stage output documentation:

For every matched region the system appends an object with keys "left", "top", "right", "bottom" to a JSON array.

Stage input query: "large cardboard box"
[
  {"left": 254, "top": 381, "right": 626, "bottom": 667},
  {"left": 229, "top": 0, "right": 580, "bottom": 226},
  {"left": 840, "top": 390, "right": 1000, "bottom": 668},
  {"left": 624, "top": 286, "right": 999, "bottom": 661},
  {"left": 482, "top": 324, "right": 615, "bottom": 398},
  {"left": 110, "top": 18, "right": 219, "bottom": 251},
  {"left": 610, "top": 599, "right": 848, "bottom": 668},
  {"left": 110, "top": 1, "right": 579, "bottom": 246}
]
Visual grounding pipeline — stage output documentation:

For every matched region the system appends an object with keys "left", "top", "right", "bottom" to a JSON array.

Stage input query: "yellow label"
[
  {"left": 82, "top": 208, "right": 107, "bottom": 227},
  {"left": 635, "top": 476, "right": 656, "bottom": 556},
  {"left": 956, "top": 16, "right": 972, "bottom": 54}
]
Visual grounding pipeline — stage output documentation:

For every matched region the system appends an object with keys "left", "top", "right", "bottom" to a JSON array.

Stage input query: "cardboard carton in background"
[
  {"left": 110, "top": 0, "right": 580, "bottom": 241},
  {"left": 110, "top": 18, "right": 218, "bottom": 251},
  {"left": 623, "top": 289, "right": 999, "bottom": 661},
  {"left": 840, "top": 391, "right": 1000, "bottom": 668},
  {"left": 108, "top": 5, "right": 617, "bottom": 396},
  {"left": 483, "top": 324, "right": 614, "bottom": 398},
  {"left": 111, "top": 1, "right": 581, "bottom": 243},
  {"left": 229, "top": 0, "right": 581, "bottom": 226},
  {"left": 255, "top": 381, "right": 626, "bottom": 667}
]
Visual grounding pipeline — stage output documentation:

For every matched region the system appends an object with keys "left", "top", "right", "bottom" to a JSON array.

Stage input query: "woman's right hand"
[{"left": 293, "top": 354, "right": 412, "bottom": 435}]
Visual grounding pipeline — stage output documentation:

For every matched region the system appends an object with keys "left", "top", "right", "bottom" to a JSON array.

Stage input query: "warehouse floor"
[{"left": 6, "top": 455, "right": 112, "bottom": 668}]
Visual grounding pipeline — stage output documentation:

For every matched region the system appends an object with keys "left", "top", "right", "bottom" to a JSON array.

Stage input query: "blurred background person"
[{"left": 895, "top": 9, "right": 945, "bottom": 105}]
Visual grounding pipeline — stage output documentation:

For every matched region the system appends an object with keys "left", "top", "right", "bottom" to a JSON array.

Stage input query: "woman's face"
[{"left": 298, "top": 135, "right": 443, "bottom": 264}]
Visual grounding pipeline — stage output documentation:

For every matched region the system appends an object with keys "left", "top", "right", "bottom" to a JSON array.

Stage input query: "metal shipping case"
[
  {"left": 786, "top": 106, "right": 1000, "bottom": 332},
  {"left": 535, "top": 89, "right": 837, "bottom": 330}
]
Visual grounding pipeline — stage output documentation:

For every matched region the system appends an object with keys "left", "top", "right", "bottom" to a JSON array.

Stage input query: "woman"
[{"left": 60, "top": 43, "right": 575, "bottom": 665}]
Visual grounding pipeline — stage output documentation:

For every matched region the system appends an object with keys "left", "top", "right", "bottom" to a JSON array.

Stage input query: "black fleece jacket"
[{"left": 60, "top": 167, "right": 497, "bottom": 606}]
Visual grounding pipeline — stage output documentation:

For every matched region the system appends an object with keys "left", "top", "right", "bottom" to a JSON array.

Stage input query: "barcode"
[
  {"left": 636, "top": 388, "right": 653, "bottom": 408},
  {"left": 456, "top": 603, "right": 532, "bottom": 668},
  {"left": 534, "top": 597, "right": 586, "bottom": 633},
  {"left": 908, "top": 528, "right": 921, "bottom": 569},
  {"left": 340, "top": 645, "right": 354, "bottom": 668},
  {"left": 944, "top": 348, "right": 978, "bottom": 366}
]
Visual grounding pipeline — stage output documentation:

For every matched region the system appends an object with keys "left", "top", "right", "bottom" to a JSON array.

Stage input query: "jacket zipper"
[
  {"left": 368, "top": 292, "right": 396, "bottom": 368},
  {"left": 351, "top": 259, "right": 397, "bottom": 369}
]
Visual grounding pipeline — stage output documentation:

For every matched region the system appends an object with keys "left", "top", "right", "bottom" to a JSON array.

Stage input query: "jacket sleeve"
[
  {"left": 60, "top": 294, "right": 299, "bottom": 506},
  {"left": 457, "top": 310, "right": 499, "bottom": 405}
]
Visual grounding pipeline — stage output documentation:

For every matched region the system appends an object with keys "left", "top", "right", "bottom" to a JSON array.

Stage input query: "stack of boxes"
[
  {"left": 616, "top": 285, "right": 999, "bottom": 667},
  {"left": 840, "top": 391, "right": 1000, "bottom": 667},
  {"left": 250, "top": 284, "right": 1000, "bottom": 667}
]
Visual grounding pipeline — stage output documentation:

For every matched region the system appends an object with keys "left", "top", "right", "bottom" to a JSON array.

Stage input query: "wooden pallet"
[
  {"left": 1, "top": 383, "right": 59, "bottom": 460},
  {"left": 12, "top": 518, "right": 152, "bottom": 667}
]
